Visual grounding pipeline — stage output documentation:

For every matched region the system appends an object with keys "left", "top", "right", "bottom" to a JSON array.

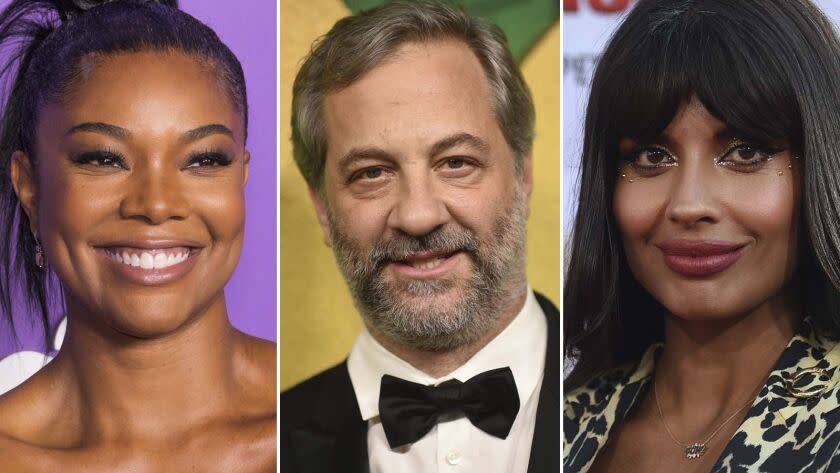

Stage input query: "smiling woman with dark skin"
[
  {"left": 0, "top": 1, "right": 275, "bottom": 471},
  {"left": 564, "top": 1, "right": 840, "bottom": 472}
]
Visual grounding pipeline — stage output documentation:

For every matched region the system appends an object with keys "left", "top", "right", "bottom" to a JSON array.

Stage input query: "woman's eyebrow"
[
  {"left": 63, "top": 122, "right": 234, "bottom": 142},
  {"left": 65, "top": 122, "right": 130, "bottom": 139},
  {"left": 183, "top": 123, "right": 234, "bottom": 142}
]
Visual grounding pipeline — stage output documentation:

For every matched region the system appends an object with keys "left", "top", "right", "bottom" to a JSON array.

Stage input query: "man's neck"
[{"left": 369, "top": 284, "right": 529, "bottom": 378}]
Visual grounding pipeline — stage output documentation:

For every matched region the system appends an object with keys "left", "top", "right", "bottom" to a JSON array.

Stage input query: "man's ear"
[
  {"left": 10, "top": 151, "right": 38, "bottom": 236},
  {"left": 308, "top": 186, "right": 332, "bottom": 247},
  {"left": 521, "top": 153, "right": 534, "bottom": 217}
]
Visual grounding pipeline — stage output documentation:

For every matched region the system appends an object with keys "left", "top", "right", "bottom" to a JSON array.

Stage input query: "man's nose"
[{"left": 386, "top": 172, "right": 450, "bottom": 237}]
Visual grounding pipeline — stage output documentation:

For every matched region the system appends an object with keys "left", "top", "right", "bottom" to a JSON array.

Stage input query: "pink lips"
[
  {"left": 95, "top": 240, "right": 202, "bottom": 286},
  {"left": 656, "top": 239, "right": 747, "bottom": 277}
]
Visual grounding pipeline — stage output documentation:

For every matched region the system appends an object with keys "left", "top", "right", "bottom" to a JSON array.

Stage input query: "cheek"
[
  {"left": 36, "top": 166, "right": 119, "bottom": 250},
  {"left": 332, "top": 198, "right": 389, "bottom": 247},
  {"left": 724, "top": 176, "right": 798, "bottom": 263},
  {"left": 187, "top": 179, "right": 247, "bottom": 241},
  {"left": 613, "top": 179, "right": 668, "bottom": 245},
  {"left": 727, "top": 180, "right": 795, "bottom": 232},
  {"left": 448, "top": 189, "right": 497, "bottom": 231},
  {"left": 446, "top": 168, "right": 520, "bottom": 235}
]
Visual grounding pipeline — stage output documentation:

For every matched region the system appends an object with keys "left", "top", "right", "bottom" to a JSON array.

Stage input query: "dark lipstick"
[{"left": 656, "top": 239, "right": 746, "bottom": 277}]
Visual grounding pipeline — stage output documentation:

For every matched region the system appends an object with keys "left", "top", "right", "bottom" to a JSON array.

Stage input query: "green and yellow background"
[{"left": 280, "top": 0, "right": 559, "bottom": 390}]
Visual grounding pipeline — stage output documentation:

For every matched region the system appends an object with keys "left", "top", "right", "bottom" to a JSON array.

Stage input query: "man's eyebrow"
[
  {"left": 335, "top": 133, "right": 490, "bottom": 174},
  {"left": 429, "top": 132, "right": 490, "bottom": 156},
  {"left": 183, "top": 124, "right": 234, "bottom": 141},
  {"left": 65, "top": 122, "right": 130, "bottom": 139},
  {"left": 337, "top": 147, "right": 394, "bottom": 174}
]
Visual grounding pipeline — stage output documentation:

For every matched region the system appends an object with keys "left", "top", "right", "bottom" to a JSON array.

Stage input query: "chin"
[
  {"left": 94, "top": 296, "right": 205, "bottom": 339},
  {"left": 660, "top": 294, "right": 753, "bottom": 322},
  {"left": 106, "top": 310, "right": 194, "bottom": 339},
  {"left": 393, "top": 276, "right": 472, "bottom": 305}
]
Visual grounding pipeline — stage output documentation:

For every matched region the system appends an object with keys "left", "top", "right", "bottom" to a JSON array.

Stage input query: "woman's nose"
[
  {"left": 664, "top": 160, "right": 722, "bottom": 228},
  {"left": 119, "top": 161, "right": 189, "bottom": 224}
]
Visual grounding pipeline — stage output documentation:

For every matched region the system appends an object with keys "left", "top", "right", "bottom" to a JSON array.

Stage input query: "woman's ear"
[{"left": 10, "top": 151, "right": 38, "bottom": 236}]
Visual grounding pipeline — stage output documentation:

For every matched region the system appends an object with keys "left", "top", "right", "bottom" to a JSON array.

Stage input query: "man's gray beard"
[{"left": 329, "top": 190, "right": 527, "bottom": 352}]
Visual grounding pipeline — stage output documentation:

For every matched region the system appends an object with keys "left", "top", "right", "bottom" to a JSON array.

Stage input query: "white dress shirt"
[{"left": 347, "top": 289, "right": 548, "bottom": 473}]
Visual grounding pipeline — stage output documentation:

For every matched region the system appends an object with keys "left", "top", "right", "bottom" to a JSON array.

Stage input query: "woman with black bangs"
[
  {"left": 564, "top": 0, "right": 840, "bottom": 472},
  {"left": 0, "top": 0, "right": 275, "bottom": 471}
]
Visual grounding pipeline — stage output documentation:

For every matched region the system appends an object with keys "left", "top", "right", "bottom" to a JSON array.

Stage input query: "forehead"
[
  {"left": 663, "top": 99, "right": 727, "bottom": 139},
  {"left": 322, "top": 39, "right": 502, "bottom": 160},
  {"left": 42, "top": 50, "right": 244, "bottom": 142}
]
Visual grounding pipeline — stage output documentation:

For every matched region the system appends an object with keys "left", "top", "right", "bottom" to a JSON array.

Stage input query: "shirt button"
[{"left": 446, "top": 451, "right": 462, "bottom": 466}]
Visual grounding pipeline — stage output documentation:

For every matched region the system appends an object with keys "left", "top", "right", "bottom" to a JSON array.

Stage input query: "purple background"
[{"left": 0, "top": 0, "right": 277, "bottom": 360}]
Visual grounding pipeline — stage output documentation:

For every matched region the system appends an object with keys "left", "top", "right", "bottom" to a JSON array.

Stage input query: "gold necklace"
[{"left": 653, "top": 378, "right": 757, "bottom": 460}]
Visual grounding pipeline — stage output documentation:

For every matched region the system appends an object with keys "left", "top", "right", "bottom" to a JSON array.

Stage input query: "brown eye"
[
  {"left": 647, "top": 150, "right": 666, "bottom": 164},
  {"left": 632, "top": 147, "right": 676, "bottom": 167},
  {"left": 735, "top": 146, "right": 757, "bottom": 161},
  {"left": 718, "top": 143, "right": 782, "bottom": 169},
  {"left": 186, "top": 152, "right": 233, "bottom": 168},
  {"left": 71, "top": 151, "right": 127, "bottom": 169}
]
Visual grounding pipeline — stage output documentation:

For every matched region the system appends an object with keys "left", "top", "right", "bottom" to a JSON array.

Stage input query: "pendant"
[{"left": 685, "top": 443, "right": 706, "bottom": 459}]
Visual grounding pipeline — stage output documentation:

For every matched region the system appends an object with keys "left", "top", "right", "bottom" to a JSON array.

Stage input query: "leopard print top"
[{"left": 564, "top": 319, "right": 840, "bottom": 472}]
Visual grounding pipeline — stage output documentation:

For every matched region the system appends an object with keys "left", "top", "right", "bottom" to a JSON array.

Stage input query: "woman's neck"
[
  {"left": 53, "top": 294, "right": 244, "bottom": 442},
  {"left": 653, "top": 287, "right": 800, "bottom": 436}
]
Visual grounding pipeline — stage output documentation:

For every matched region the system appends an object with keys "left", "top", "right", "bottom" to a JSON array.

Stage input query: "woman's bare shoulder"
[
  {"left": 0, "top": 434, "right": 48, "bottom": 473},
  {"left": 0, "top": 361, "right": 79, "bottom": 449},
  {"left": 233, "top": 332, "right": 276, "bottom": 416}
]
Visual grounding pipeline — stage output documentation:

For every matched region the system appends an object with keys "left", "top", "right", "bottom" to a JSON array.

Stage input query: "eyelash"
[
  {"left": 71, "top": 149, "right": 127, "bottom": 169},
  {"left": 620, "top": 142, "right": 783, "bottom": 174},
  {"left": 440, "top": 157, "right": 472, "bottom": 170},
  {"left": 716, "top": 143, "right": 783, "bottom": 170},
  {"left": 185, "top": 150, "right": 233, "bottom": 168},
  {"left": 70, "top": 149, "right": 234, "bottom": 170},
  {"left": 349, "top": 157, "right": 477, "bottom": 183},
  {"left": 350, "top": 167, "right": 387, "bottom": 182}
]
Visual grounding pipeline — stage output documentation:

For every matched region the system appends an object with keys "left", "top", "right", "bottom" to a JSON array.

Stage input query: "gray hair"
[{"left": 291, "top": 0, "right": 535, "bottom": 190}]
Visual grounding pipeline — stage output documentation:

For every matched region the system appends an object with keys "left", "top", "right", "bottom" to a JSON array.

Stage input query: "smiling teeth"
[
  {"left": 411, "top": 257, "right": 445, "bottom": 270},
  {"left": 105, "top": 250, "right": 189, "bottom": 269}
]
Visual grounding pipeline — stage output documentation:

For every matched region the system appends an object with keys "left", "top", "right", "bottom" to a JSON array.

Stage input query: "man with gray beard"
[{"left": 280, "top": 2, "right": 558, "bottom": 473}]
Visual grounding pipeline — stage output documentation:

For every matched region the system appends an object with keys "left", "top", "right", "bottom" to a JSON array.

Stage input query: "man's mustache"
[{"left": 367, "top": 227, "right": 480, "bottom": 272}]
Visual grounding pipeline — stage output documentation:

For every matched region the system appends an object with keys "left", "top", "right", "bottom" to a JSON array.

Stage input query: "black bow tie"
[{"left": 377, "top": 367, "right": 520, "bottom": 449}]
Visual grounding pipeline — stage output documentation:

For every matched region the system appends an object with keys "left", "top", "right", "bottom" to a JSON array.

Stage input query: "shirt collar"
[{"left": 348, "top": 288, "right": 548, "bottom": 421}]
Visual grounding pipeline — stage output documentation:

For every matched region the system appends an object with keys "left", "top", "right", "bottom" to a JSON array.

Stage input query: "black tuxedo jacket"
[{"left": 280, "top": 292, "right": 559, "bottom": 473}]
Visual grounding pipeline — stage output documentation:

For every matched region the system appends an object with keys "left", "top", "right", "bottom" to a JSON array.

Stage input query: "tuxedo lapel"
[
  {"left": 528, "top": 292, "right": 561, "bottom": 473},
  {"left": 282, "top": 363, "right": 369, "bottom": 473}
]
